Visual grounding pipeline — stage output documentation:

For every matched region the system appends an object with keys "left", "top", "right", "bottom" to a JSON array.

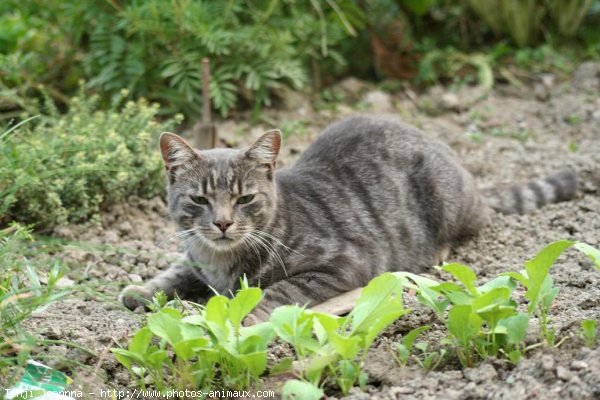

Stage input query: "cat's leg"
[
  {"left": 245, "top": 270, "right": 362, "bottom": 324},
  {"left": 119, "top": 258, "right": 211, "bottom": 310}
]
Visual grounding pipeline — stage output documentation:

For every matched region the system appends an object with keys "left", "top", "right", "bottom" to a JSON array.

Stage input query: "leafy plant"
[
  {"left": 0, "top": 223, "right": 70, "bottom": 385},
  {"left": 0, "top": 87, "right": 182, "bottom": 229},
  {"left": 112, "top": 280, "right": 275, "bottom": 392},
  {"left": 395, "top": 325, "right": 431, "bottom": 366},
  {"left": 2, "top": 0, "right": 362, "bottom": 118},
  {"left": 580, "top": 319, "right": 597, "bottom": 348},
  {"left": 400, "top": 241, "right": 600, "bottom": 366},
  {"left": 272, "top": 272, "right": 409, "bottom": 395}
]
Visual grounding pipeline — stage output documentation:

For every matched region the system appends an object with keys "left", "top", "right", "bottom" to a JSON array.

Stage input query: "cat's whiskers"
[
  {"left": 158, "top": 228, "right": 196, "bottom": 249},
  {"left": 245, "top": 231, "right": 288, "bottom": 278},
  {"left": 241, "top": 235, "right": 262, "bottom": 265},
  {"left": 252, "top": 229, "right": 303, "bottom": 257}
]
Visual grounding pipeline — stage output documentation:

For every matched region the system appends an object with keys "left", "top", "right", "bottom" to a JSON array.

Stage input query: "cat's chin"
[{"left": 206, "top": 237, "right": 243, "bottom": 252}]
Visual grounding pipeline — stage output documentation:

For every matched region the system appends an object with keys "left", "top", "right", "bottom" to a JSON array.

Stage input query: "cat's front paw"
[{"left": 119, "top": 285, "right": 155, "bottom": 311}]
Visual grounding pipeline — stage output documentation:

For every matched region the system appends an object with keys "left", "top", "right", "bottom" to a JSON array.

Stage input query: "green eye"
[
  {"left": 237, "top": 194, "right": 255, "bottom": 204},
  {"left": 190, "top": 195, "right": 209, "bottom": 205}
]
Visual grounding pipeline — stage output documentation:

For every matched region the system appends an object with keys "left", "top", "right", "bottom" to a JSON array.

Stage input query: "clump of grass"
[
  {"left": 0, "top": 223, "right": 70, "bottom": 386},
  {"left": 0, "top": 87, "right": 182, "bottom": 230}
]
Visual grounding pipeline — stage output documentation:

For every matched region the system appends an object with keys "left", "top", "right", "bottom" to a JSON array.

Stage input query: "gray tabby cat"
[{"left": 120, "top": 115, "right": 577, "bottom": 322}]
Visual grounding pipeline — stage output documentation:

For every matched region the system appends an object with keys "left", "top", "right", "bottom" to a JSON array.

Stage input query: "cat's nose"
[{"left": 214, "top": 219, "right": 233, "bottom": 232}]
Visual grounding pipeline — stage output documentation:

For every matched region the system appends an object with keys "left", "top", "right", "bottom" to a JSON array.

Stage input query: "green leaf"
[
  {"left": 349, "top": 273, "right": 405, "bottom": 338},
  {"left": 128, "top": 327, "right": 152, "bottom": 355},
  {"left": 205, "top": 295, "right": 230, "bottom": 340},
  {"left": 442, "top": 263, "right": 479, "bottom": 295},
  {"left": 508, "top": 349, "right": 522, "bottom": 364},
  {"left": 400, "top": 0, "right": 435, "bottom": 15},
  {"left": 173, "top": 338, "right": 210, "bottom": 361},
  {"left": 501, "top": 271, "right": 529, "bottom": 288},
  {"left": 498, "top": 312, "right": 530, "bottom": 345},
  {"left": 581, "top": 319, "right": 597, "bottom": 347},
  {"left": 574, "top": 242, "right": 600, "bottom": 271},
  {"left": 330, "top": 332, "right": 361, "bottom": 360},
  {"left": 270, "top": 306, "right": 320, "bottom": 355},
  {"left": 147, "top": 309, "right": 183, "bottom": 345},
  {"left": 282, "top": 379, "right": 324, "bottom": 400},
  {"left": 397, "top": 272, "right": 448, "bottom": 315},
  {"left": 229, "top": 287, "right": 262, "bottom": 328},
  {"left": 270, "top": 357, "right": 294, "bottom": 375},
  {"left": 313, "top": 312, "right": 342, "bottom": 345},
  {"left": 472, "top": 287, "right": 511, "bottom": 312},
  {"left": 478, "top": 275, "right": 517, "bottom": 294},
  {"left": 239, "top": 350, "right": 268, "bottom": 376},
  {"left": 400, "top": 325, "right": 431, "bottom": 351},
  {"left": 447, "top": 305, "right": 482, "bottom": 347},
  {"left": 524, "top": 240, "right": 573, "bottom": 313},
  {"left": 240, "top": 322, "right": 276, "bottom": 346}
]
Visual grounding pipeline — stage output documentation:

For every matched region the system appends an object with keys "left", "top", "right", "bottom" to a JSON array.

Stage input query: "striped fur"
[
  {"left": 120, "top": 115, "right": 578, "bottom": 320},
  {"left": 483, "top": 169, "right": 577, "bottom": 215}
]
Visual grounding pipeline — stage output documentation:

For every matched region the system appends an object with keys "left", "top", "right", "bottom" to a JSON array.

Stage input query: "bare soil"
[{"left": 21, "top": 62, "right": 600, "bottom": 399}]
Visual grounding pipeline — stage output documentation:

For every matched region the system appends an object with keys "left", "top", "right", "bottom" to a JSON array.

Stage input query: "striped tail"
[{"left": 483, "top": 169, "right": 577, "bottom": 215}]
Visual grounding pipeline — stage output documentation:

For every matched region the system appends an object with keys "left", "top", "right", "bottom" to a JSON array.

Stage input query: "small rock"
[
  {"left": 56, "top": 277, "right": 75, "bottom": 288},
  {"left": 541, "top": 354, "right": 555, "bottom": 371},
  {"left": 363, "top": 90, "right": 394, "bottom": 113},
  {"left": 128, "top": 273, "right": 143, "bottom": 283},
  {"left": 337, "top": 77, "right": 369, "bottom": 97},
  {"left": 389, "top": 386, "right": 415, "bottom": 395},
  {"left": 557, "top": 366, "right": 573, "bottom": 380},
  {"left": 464, "top": 363, "right": 497, "bottom": 382},
  {"left": 572, "top": 61, "right": 600, "bottom": 92},
  {"left": 440, "top": 92, "right": 460, "bottom": 111},
  {"left": 117, "top": 221, "right": 133, "bottom": 236},
  {"left": 279, "top": 86, "right": 312, "bottom": 116},
  {"left": 571, "top": 360, "right": 589, "bottom": 370}
]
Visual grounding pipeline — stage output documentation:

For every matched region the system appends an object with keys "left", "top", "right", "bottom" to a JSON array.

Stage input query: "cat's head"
[{"left": 159, "top": 131, "right": 281, "bottom": 252}]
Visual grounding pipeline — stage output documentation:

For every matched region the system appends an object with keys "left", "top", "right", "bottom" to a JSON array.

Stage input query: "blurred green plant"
[
  {"left": 0, "top": 223, "right": 70, "bottom": 384},
  {"left": 0, "top": 87, "right": 182, "bottom": 230},
  {"left": 467, "top": 0, "right": 594, "bottom": 47},
  {"left": 1, "top": 0, "right": 363, "bottom": 118}
]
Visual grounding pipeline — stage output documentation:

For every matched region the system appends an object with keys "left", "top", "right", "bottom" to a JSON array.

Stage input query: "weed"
[
  {"left": 272, "top": 272, "right": 408, "bottom": 395},
  {"left": 114, "top": 241, "right": 600, "bottom": 395},
  {"left": 395, "top": 326, "right": 431, "bottom": 366},
  {"left": 112, "top": 280, "right": 274, "bottom": 392},
  {"left": 401, "top": 241, "right": 600, "bottom": 366},
  {"left": 0, "top": 223, "right": 70, "bottom": 385},
  {"left": 581, "top": 320, "right": 597, "bottom": 348}
]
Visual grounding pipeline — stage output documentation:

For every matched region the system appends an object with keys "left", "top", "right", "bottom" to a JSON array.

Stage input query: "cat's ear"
[
  {"left": 159, "top": 132, "right": 199, "bottom": 181},
  {"left": 245, "top": 130, "right": 281, "bottom": 166}
]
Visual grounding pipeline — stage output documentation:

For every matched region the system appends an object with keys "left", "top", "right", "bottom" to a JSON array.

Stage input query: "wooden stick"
[
  {"left": 194, "top": 58, "right": 217, "bottom": 149},
  {"left": 310, "top": 287, "right": 363, "bottom": 316}
]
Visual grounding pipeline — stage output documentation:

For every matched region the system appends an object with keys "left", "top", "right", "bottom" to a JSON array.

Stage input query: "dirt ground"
[{"left": 22, "top": 61, "right": 600, "bottom": 399}]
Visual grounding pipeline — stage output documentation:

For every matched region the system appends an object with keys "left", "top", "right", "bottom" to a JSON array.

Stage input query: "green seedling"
[
  {"left": 270, "top": 272, "right": 409, "bottom": 395},
  {"left": 412, "top": 341, "right": 447, "bottom": 371},
  {"left": 581, "top": 319, "right": 597, "bottom": 348},
  {"left": 112, "top": 281, "right": 275, "bottom": 392},
  {"left": 503, "top": 240, "right": 573, "bottom": 344},
  {"left": 395, "top": 326, "right": 431, "bottom": 365},
  {"left": 1, "top": 223, "right": 71, "bottom": 384},
  {"left": 281, "top": 379, "right": 324, "bottom": 400}
]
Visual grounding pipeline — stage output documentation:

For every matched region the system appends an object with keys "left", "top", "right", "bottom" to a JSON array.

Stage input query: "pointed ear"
[
  {"left": 245, "top": 130, "right": 281, "bottom": 165},
  {"left": 159, "top": 133, "right": 199, "bottom": 180}
]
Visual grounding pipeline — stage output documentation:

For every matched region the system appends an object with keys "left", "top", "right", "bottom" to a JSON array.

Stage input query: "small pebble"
[
  {"left": 571, "top": 360, "right": 588, "bottom": 370},
  {"left": 128, "top": 273, "right": 143, "bottom": 283}
]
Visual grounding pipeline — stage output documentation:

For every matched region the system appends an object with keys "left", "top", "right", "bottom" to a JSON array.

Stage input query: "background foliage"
[
  {"left": 1, "top": 0, "right": 598, "bottom": 121},
  {"left": 0, "top": 88, "right": 181, "bottom": 230}
]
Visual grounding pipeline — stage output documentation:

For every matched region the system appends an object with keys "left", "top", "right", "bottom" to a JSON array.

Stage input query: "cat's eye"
[
  {"left": 237, "top": 194, "right": 255, "bottom": 205},
  {"left": 190, "top": 195, "right": 209, "bottom": 205}
]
